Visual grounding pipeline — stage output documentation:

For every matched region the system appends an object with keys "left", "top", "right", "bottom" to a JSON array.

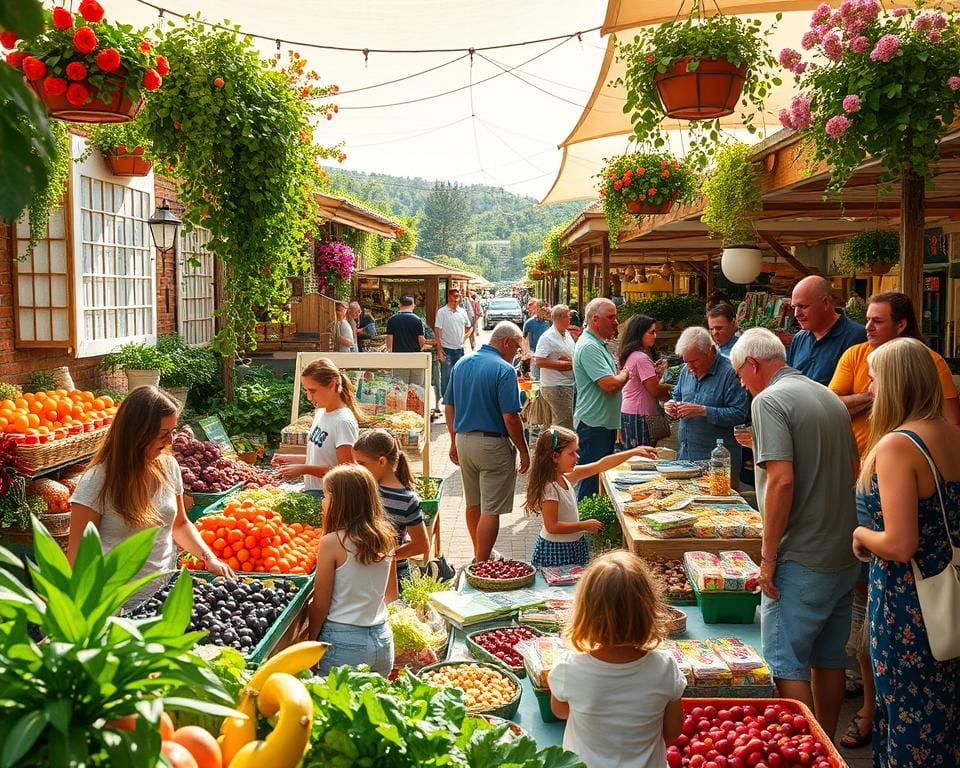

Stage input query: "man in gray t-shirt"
[{"left": 730, "top": 328, "right": 859, "bottom": 741}]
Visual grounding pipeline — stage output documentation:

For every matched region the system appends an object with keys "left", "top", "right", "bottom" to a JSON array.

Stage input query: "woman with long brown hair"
[{"left": 68, "top": 386, "right": 234, "bottom": 608}]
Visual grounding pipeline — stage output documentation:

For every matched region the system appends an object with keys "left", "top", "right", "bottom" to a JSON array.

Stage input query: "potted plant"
[
  {"left": 616, "top": 12, "right": 781, "bottom": 170},
  {"left": 598, "top": 151, "right": 697, "bottom": 247},
  {"left": 155, "top": 333, "right": 218, "bottom": 405},
  {"left": 701, "top": 142, "right": 765, "bottom": 284},
  {"left": 101, "top": 341, "right": 172, "bottom": 391},
  {"left": 841, "top": 230, "right": 900, "bottom": 275},
  {"left": 86, "top": 119, "right": 153, "bottom": 175},
  {"left": 8, "top": 1, "right": 170, "bottom": 123}
]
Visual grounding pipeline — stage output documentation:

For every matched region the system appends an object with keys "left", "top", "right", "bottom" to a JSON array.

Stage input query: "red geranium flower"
[
  {"left": 22, "top": 55, "right": 46, "bottom": 81},
  {"left": 648, "top": 187, "right": 657, "bottom": 195},
  {"left": 213, "top": 76, "right": 224, "bottom": 87},
  {"left": 142, "top": 68, "right": 161, "bottom": 90},
  {"left": 139, "top": 40, "right": 152, "bottom": 53},
  {"left": 73, "top": 26, "right": 98, "bottom": 54},
  {"left": 52, "top": 7, "right": 74, "bottom": 30},
  {"left": 155, "top": 55, "right": 169, "bottom": 76},
  {"left": 636, "top": 167, "right": 645, "bottom": 175},
  {"left": 43, "top": 76, "right": 68, "bottom": 96},
  {"left": 613, "top": 181, "right": 623, "bottom": 191},
  {"left": 65, "top": 61, "right": 87, "bottom": 80},
  {"left": 0, "top": 31, "right": 19, "bottom": 49},
  {"left": 662, "top": 169, "right": 670, "bottom": 177},
  {"left": 78, "top": 0, "right": 105, "bottom": 23},
  {"left": 5, "top": 51, "right": 25, "bottom": 68},
  {"left": 95, "top": 47, "right": 121, "bottom": 72},
  {"left": 66, "top": 82, "right": 90, "bottom": 106}
]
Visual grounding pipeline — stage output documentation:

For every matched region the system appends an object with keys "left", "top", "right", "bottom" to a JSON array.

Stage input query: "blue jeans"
[
  {"left": 317, "top": 620, "right": 394, "bottom": 677},
  {"left": 439, "top": 346, "right": 464, "bottom": 399},
  {"left": 575, "top": 422, "right": 617, "bottom": 501}
]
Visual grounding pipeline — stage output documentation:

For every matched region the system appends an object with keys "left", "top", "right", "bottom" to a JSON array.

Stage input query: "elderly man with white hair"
[
  {"left": 729, "top": 327, "right": 859, "bottom": 741},
  {"left": 533, "top": 303, "right": 577, "bottom": 429},
  {"left": 664, "top": 326, "right": 748, "bottom": 476}
]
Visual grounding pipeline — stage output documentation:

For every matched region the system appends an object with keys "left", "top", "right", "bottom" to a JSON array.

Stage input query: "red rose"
[
  {"left": 52, "top": 7, "right": 74, "bottom": 30},
  {"left": 662, "top": 169, "right": 670, "bottom": 177},
  {"left": 621, "top": 176, "right": 631, "bottom": 186},
  {"left": 173, "top": 120, "right": 181, "bottom": 129},
  {"left": 139, "top": 40, "right": 152, "bottom": 53},
  {"left": 645, "top": 54, "right": 654, "bottom": 63},
  {"left": 66, "top": 82, "right": 90, "bottom": 106},
  {"left": 116, "top": 144, "right": 127, "bottom": 154},
  {"left": 132, "top": 146, "right": 144, "bottom": 156},
  {"left": 300, "top": 86, "right": 310, "bottom": 98},
  {"left": 672, "top": 161, "right": 679, "bottom": 169},
  {"left": 43, "top": 76, "right": 68, "bottom": 96},
  {"left": 78, "top": 0, "right": 105, "bottom": 23},
  {"left": 5, "top": 51, "right": 25, "bottom": 69},
  {"left": 213, "top": 76, "right": 224, "bottom": 87},
  {"left": 648, "top": 187, "right": 657, "bottom": 195},
  {"left": 155, "top": 55, "right": 169, "bottom": 76},
  {"left": 0, "top": 31, "right": 19, "bottom": 49},
  {"left": 22, "top": 55, "right": 46, "bottom": 81},
  {"left": 65, "top": 60, "right": 87, "bottom": 80},
  {"left": 613, "top": 181, "right": 623, "bottom": 190},
  {"left": 142, "top": 68, "right": 161, "bottom": 90},
  {"left": 73, "top": 26, "right": 98, "bottom": 54},
  {"left": 95, "top": 47, "right": 120, "bottom": 72}
]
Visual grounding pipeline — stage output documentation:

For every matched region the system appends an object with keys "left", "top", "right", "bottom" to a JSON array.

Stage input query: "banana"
[{"left": 227, "top": 673, "right": 313, "bottom": 768}]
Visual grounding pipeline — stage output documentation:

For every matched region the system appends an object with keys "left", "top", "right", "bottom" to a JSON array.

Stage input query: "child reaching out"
[
  {"left": 272, "top": 358, "right": 361, "bottom": 498},
  {"left": 309, "top": 464, "right": 398, "bottom": 676},
  {"left": 549, "top": 551, "right": 686, "bottom": 768},
  {"left": 523, "top": 426, "right": 656, "bottom": 567},
  {"left": 354, "top": 429, "right": 430, "bottom": 589}
]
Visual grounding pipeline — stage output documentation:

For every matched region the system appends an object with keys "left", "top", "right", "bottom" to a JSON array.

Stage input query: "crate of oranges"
[
  {"left": 187, "top": 497, "right": 322, "bottom": 574},
  {"left": 3, "top": 390, "right": 119, "bottom": 471}
]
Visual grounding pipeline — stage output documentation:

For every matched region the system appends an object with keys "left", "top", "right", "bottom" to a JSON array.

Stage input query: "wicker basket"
[
  {"left": 664, "top": 605, "right": 687, "bottom": 636},
  {"left": 466, "top": 624, "right": 545, "bottom": 677},
  {"left": 39, "top": 511, "right": 72, "bottom": 538},
  {"left": 464, "top": 562, "right": 536, "bottom": 592},
  {"left": 418, "top": 661, "right": 523, "bottom": 718},
  {"left": 472, "top": 714, "right": 530, "bottom": 739},
  {"left": 16, "top": 428, "right": 108, "bottom": 472}
]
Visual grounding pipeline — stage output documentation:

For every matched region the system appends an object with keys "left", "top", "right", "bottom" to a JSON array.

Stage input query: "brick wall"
[{"left": 0, "top": 174, "right": 182, "bottom": 391}]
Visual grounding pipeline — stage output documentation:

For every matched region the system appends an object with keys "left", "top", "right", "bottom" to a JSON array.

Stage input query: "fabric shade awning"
[
  {"left": 316, "top": 192, "right": 400, "bottom": 239},
  {"left": 356, "top": 254, "right": 476, "bottom": 279},
  {"left": 468, "top": 275, "right": 494, "bottom": 288},
  {"left": 602, "top": 0, "right": 823, "bottom": 34}
]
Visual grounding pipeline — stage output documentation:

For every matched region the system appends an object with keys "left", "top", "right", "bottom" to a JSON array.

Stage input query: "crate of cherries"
[
  {"left": 466, "top": 624, "right": 544, "bottom": 676},
  {"left": 464, "top": 559, "right": 536, "bottom": 591}
]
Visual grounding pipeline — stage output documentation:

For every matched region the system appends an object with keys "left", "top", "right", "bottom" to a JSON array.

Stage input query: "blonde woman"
[{"left": 852, "top": 337, "right": 960, "bottom": 766}]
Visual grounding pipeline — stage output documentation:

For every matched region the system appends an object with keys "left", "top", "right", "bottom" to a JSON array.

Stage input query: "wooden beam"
[
  {"left": 900, "top": 168, "right": 924, "bottom": 312},
  {"left": 577, "top": 249, "right": 584, "bottom": 318},
  {"left": 757, "top": 232, "right": 813, "bottom": 277},
  {"left": 601, "top": 239, "right": 611, "bottom": 298}
]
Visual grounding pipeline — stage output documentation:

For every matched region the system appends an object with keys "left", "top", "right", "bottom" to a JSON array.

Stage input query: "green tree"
[{"left": 419, "top": 181, "right": 470, "bottom": 261}]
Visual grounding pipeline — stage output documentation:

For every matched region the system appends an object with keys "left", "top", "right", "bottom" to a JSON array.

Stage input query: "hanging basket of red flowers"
[
  {"left": 104, "top": 146, "right": 152, "bottom": 176},
  {"left": 3, "top": 1, "right": 169, "bottom": 123}
]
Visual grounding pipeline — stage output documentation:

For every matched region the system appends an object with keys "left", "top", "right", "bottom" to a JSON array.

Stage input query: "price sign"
[{"left": 197, "top": 415, "right": 237, "bottom": 459}]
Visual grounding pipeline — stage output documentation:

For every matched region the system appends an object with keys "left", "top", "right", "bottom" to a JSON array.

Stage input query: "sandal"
[{"left": 839, "top": 714, "right": 872, "bottom": 749}]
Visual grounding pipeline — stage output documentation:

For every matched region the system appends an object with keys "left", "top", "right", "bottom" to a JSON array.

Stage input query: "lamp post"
[{"left": 148, "top": 199, "right": 182, "bottom": 254}]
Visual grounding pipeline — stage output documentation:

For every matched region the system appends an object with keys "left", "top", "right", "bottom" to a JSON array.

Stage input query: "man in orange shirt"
[{"left": 827, "top": 290, "right": 959, "bottom": 749}]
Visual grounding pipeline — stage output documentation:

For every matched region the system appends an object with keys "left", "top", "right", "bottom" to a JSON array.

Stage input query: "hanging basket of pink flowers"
[
  {"left": 313, "top": 240, "right": 356, "bottom": 298},
  {"left": 2, "top": 0, "right": 169, "bottom": 123}
]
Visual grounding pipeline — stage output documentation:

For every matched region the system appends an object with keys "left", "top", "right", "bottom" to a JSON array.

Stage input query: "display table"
[{"left": 601, "top": 469, "right": 762, "bottom": 561}]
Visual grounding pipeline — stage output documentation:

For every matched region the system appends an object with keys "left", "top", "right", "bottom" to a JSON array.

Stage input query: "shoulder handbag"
[
  {"left": 523, "top": 391, "right": 551, "bottom": 427},
  {"left": 643, "top": 404, "right": 672, "bottom": 442},
  {"left": 901, "top": 431, "right": 960, "bottom": 661}
]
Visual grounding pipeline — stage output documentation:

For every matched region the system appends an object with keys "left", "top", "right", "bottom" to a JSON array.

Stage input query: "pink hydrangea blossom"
[
  {"left": 870, "top": 34, "right": 901, "bottom": 62},
  {"left": 779, "top": 108, "right": 796, "bottom": 130},
  {"left": 928, "top": 30, "right": 943, "bottom": 43},
  {"left": 790, "top": 95, "right": 815, "bottom": 129},
  {"left": 848, "top": 35, "right": 871, "bottom": 53},
  {"left": 801, "top": 30, "right": 822, "bottom": 50},
  {"left": 913, "top": 12, "right": 947, "bottom": 30},
  {"left": 891, "top": 7, "right": 908, "bottom": 17},
  {"left": 779, "top": 48, "right": 803, "bottom": 71},
  {"left": 825, "top": 115, "right": 851, "bottom": 138},
  {"left": 822, "top": 32, "right": 844, "bottom": 61},
  {"left": 948, "top": 76, "right": 960, "bottom": 91},
  {"left": 842, "top": 94, "right": 862, "bottom": 113},
  {"left": 812, "top": 3, "right": 833, "bottom": 25}
]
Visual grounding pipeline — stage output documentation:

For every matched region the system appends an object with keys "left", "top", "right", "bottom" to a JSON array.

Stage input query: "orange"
[
  {"left": 100, "top": 395, "right": 114, "bottom": 408},
  {"left": 0, "top": 399, "right": 15, "bottom": 412},
  {"left": 22, "top": 392, "right": 34, "bottom": 403},
  {"left": 56, "top": 400, "right": 71, "bottom": 419},
  {"left": 0, "top": 408, "right": 10, "bottom": 421},
  {"left": 226, "top": 557, "right": 240, "bottom": 570},
  {"left": 14, "top": 398, "right": 28, "bottom": 410},
  {"left": 160, "top": 711, "right": 176, "bottom": 741},
  {"left": 37, "top": 426, "right": 49, "bottom": 436},
  {"left": 11, "top": 414, "right": 29, "bottom": 433},
  {"left": 161, "top": 741, "right": 199, "bottom": 768},
  {"left": 171, "top": 726, "right": 222, "bottom": 768},
  {"left": 44, "top": 409, "right": 59, "bottom": 423},
  {"left": 54, "top": 388, "right": 68, "bottom": 397},
  {"left": 0, "top": 418, "right": 7, "bottom": 432},
  {"left": 28, "top": 400, "right": 44, "bottom": 415},
  {"left": 70, "top": 405, "right": 85, "bottom": 419},
  {"left": 27, "top": 413, "right": 40, "bottom": 429}
]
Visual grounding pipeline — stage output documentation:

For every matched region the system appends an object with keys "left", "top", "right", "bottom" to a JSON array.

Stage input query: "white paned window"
[
  {"left": 13, "top": 208, "right": 71, "bottom": 346},
  {"left": 71, "top": 135, "right": 155, "bottom": 357},
  {"left": 177, "top": 226, "right": 216, "bottom": 345}
]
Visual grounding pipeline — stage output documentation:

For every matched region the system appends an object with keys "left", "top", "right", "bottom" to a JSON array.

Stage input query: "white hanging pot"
[{"left": 721, "top": 244, "right": 763, "bottom": 284}]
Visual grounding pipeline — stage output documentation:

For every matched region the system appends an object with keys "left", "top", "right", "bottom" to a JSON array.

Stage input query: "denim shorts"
[
  {"left": 760, "top": 559, "right": 860, "bottom": 680},
  {"left": 317, "top": 620, "right": 394, "bottom": 677}
]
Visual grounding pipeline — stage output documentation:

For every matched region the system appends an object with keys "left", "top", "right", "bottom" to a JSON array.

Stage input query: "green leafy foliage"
[
  {"left": 101, "top": 341, "right": 173, "bottom": 373},
  {"left": 840, "top": 229, "right": 899, "bottom": 270},
  {"left": 616, "top": 12, "right": 782, "bottom": 171},
  {"left": 83, "top": 119, "right": 152, "bottom": 157},
  {"left": 23, "top": 370, "right": 56, "bottom": 394},
  {"left": 274, "top": 491, "right": 322, "bottom": 527},
  {"left": 399, "top": 569, "right": 449, "bottom": 611},
  {"left": 700, "top": 142, "right": 762, "bottom": 245},
  {"left": 215, "top": 366, "right": 300, "bottom": 438},
  {"left": 0, "top": 520, "right": 233, "bottom": 768},
  {"left": 23, "top": 119, "right": 70, "bottom": 260},
  {"left": 577, "top": 493, "right": 622, "bottom": 555},
  {"left": 617, "top": 295, "right": 705, "bottom": 328},
  {"left": 156, "top": 333, "right": 219, "bottom": 389}
]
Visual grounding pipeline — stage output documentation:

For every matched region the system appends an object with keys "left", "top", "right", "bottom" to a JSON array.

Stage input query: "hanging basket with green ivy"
[
  {"left": 841, "top": 230, "right": 900, "bottom": 275},
  {"left": 597, "top": 151, "right": 696, "bottom": 248},
  {"left": 700, "top": 142, "right": 762, "bottom": 246},
  {"left": 84, "top": 120, "right": 154, "bottom": 176}
]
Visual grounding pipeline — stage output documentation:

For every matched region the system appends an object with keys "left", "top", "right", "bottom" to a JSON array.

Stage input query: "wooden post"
[
  {"left": 706, "top": 253, "right": 714, "bottom": 305},
  {"left": 565, "top": 269, "right": 572, "bottom": 305},
  {"left": 899, "top": 168, "right": 925, "bottom": 312},
  {"left": 425, "top": 276, "right": 439, "bottom": 328},
  {"left": 577, "top": 250, "right": 584, "bottom": 318},
  {"left": 601, "top": 239, "right": 611, "bottom": 298}
]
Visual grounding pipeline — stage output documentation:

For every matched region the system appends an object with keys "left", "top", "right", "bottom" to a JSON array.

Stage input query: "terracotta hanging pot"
[
  {"left": 626, "top": 198, "right": 674, "bottom": 215},
  {"left": 27, "top": 71, "right": 143, "bottom": 123},
  {"left": 869, "top": 261, "right": 894, "bottom": 276},
  {"left": 654, "top": 57, "right": 747, "bottom": 120},
  {"left": 104, "top": 147, "right": 153, "bottom": 177}
]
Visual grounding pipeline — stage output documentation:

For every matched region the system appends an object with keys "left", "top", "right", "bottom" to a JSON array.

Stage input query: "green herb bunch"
[
  {"left": 399, "top": 569, "right": 449, "bottom": 612},
  {"left": 274, "top": 491, "right": 322, "bottom": 527},
  {"left": 617, "top": 295, "right": 705, "bottom": 328},
  {"left": 578, "top": 494, "right": 622, "bottom": 556}
]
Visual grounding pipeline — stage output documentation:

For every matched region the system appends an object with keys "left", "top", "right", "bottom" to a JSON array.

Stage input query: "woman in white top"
[
  {"left": 309, "top": 464, "right": 398, "bottom": 676},
  {"left": 67, "top": 386, "right": 234, "bottom": 609},
  {"left": 272, "top": 357, "right": 360, "bottom": 498},
  {"left": 334, "top": 302, "right": 357, "bottom": 352}
]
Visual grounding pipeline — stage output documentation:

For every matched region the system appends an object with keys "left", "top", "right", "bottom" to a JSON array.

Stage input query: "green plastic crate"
[
  {"left": 532, "top": 685, "right": 558, "bottom": 723},
  {"left": 692, "top": 583, "right": 760, "bottom": 624},
  {"left": 186, "top": 482, "right": 243, "bottom": 521},
  {"left": 418, "top": 477, "right": 444, "bottom": 524}
]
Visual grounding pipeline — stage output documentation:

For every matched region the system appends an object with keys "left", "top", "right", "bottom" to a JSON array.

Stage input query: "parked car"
[{"left": 484, "top": 297, "right": 523, "bottom": 330}]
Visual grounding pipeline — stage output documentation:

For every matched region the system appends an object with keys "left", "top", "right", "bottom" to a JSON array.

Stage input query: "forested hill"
[{"left": 324, "top": 167, "right": 589, "bottom": 281}]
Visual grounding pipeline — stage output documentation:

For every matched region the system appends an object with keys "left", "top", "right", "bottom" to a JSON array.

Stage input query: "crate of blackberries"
[{"left": 130, "top": 573, "right": 311, "bottom": 664}]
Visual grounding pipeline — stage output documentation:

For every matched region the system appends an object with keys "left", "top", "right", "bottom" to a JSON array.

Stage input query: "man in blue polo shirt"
[
  {"left": 445, "top": 322, "right": 530, "bottom": 562},
  {"left": 787, "top": 276, "right": 866, "bottom": 385}
]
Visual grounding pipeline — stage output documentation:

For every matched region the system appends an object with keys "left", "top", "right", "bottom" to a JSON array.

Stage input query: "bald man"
[{"left": 786, "top": 276, "right": 866, "bottom": 385}]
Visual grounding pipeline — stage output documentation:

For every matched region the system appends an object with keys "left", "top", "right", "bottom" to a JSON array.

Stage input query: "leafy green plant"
[
  {"left": 0, "top": 520, "right": 235, "bottom": 767},
  {"left": 578, "top": 493, "right": 622, "bottom": 556},
  {"left": 274, "top": 491, "right": 322, "bottom": 527},
  {"left": 23, "top": 370, "right": 56, "bottom": 394},
  {"left": 840, "top": 229, "right": 900, "bottom": 271},
  {"left": 616, "top": 12, "right": 781, "bottom": 171},
  {"left": 215, "top": 367, "right": 297, "bottom": 437},
  {"left": 598, "top": 152, "right": 697, "bottom": 248},
  {"left": 93, "top": 388, "right": 126, "bottom": 404},
  {"left": 101, "top": 341, "right": 172, "bottom": 373},
  {"left": 23, "top": 118, "right": 70, "bottom": 259},
  {"left": 399, "top": 569, "right": 449, "bottom": 612},
  {"left": 156, "top": 333, "right": 218, "bottom": 389},
  {"left": 84, "top": 119, "right": 152, "bottom": 158},
  {"left": 617, "top": 295, "right": 705, "bottom": 328},
  {"left": 700, "top": 142, "right": 762, "bottom": 245}
]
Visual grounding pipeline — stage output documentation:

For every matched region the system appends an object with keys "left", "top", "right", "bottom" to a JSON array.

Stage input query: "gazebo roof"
[
  {"left": 316, "top": 192, "right": 400, "bottom": 239},
  {"left": 356, "top": 254, "right": 476, "bottom": 279}
]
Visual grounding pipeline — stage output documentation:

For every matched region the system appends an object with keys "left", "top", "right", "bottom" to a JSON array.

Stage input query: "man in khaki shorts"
[{"left": 444, "top": 322, "right": 530, "bottom": 562}]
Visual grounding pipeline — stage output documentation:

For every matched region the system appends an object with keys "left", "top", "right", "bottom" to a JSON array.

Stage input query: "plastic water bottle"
[{"left": 709, "top": 439, "right": 731, "bottom": 496}]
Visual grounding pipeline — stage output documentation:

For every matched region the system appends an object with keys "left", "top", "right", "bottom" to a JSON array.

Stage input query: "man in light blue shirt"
[
  {"left": 665, "top": 326, "right": 749, "bottom": 479},
  {"left": 708, "top": 303, "right": 740, "bottom": 358}
]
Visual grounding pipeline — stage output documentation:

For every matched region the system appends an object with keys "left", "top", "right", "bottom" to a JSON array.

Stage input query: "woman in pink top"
[{"left": 618, "top": 314, "right": 673, "bottom": 447}]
